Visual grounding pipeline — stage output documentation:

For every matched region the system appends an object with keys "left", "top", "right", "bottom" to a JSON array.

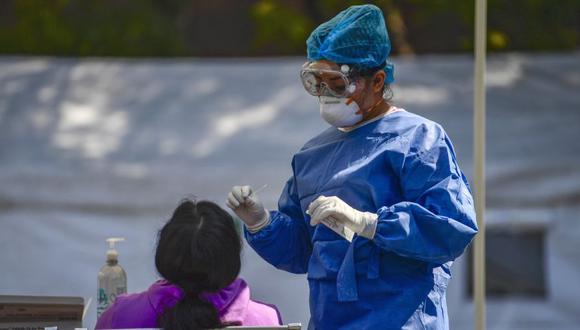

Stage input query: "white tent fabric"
[{"left": 1, "top": 54, "right": 579, "bottom": 329}]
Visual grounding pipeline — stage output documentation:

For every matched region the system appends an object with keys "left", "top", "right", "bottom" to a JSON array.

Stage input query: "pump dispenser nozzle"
[{"left": 106, "top": 237, "right": 125, "bottom": 262}]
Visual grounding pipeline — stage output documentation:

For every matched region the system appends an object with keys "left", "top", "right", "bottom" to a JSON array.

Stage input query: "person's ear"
[{"left": 372, "top": 71, "right": 386, "bottom": 93}]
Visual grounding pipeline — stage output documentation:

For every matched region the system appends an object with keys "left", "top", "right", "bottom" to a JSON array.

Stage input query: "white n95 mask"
[{"left": 319, "top": 96, "right": 362, "bottom": 128}]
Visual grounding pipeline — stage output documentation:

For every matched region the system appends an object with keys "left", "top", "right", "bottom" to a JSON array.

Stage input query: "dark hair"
[
  {"left": 155, "top": 199, "right": 242, "bottom": 330},
  {"left": 345, "top": 63, "right": 393, "bottom": 102}
]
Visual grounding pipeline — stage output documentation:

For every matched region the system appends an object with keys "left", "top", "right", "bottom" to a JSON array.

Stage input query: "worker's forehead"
[{"left": 305, "top": 60, "right": 341, "bottom": 71}]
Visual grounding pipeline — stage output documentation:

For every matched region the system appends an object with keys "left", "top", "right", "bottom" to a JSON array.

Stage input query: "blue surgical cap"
[{"left": 306, "top": 4, "right": 394, "bottom": 84}]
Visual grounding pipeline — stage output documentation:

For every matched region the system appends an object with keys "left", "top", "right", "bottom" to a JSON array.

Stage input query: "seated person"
[{"left": 96, "top": 199, "right": 281, "bottom": 329}]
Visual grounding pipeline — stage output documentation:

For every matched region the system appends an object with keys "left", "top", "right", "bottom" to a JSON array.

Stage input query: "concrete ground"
[{"left": 1, "top": 52, "right": 579, "bottom": 329}]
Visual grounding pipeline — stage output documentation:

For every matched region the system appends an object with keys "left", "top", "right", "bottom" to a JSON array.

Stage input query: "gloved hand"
[
  {"left": 226, "top": 185, "right": 270, "bottom": 232},
  {"left": 308, "top": 195, "right": 378, "bottom": 240}
]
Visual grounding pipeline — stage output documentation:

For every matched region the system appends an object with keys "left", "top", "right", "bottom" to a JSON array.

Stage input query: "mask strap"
[{"left": 359, "top": 97, "right": 384, "bottom": 115}]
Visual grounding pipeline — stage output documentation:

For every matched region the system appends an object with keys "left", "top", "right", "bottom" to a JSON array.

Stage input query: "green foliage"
[
  {"left": 400, "top": 0, "right": 579, "bottom": 52},
  {"left": 486, "top": 0, "right": 578, "bottom": 51},
  {"left": 0, "top": 0, "right": 577, "bottom": 56},
  {"left": 251, "top": 0, "right": 314, "bottom": 54},
  {"left": 249, "top": 0, "right": 578, "bottom": 54},
  {"left": 0, "top": 0, "right": 185, "bottom": 56}
]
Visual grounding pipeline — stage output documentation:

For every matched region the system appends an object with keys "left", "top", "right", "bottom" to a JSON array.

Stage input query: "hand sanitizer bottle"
[{"left": 97, "top": 237, "right": 127, "bottom": 318}]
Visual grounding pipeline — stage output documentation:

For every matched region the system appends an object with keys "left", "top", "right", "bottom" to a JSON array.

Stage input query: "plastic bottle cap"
[{"left": 106, "top": 237, "right": 125, "bottom": 261}]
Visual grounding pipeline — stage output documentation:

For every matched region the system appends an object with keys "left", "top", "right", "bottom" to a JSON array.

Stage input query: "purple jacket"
[{"left": 95, "top": 278, "right": 281, "bottom": 329}]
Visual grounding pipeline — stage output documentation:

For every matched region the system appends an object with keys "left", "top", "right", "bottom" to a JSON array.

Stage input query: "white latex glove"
[
  {"left": 226, "top": 185, "right": 270, "bottom": 232},
  {"left": 308, "top": 195, "right": 378, "bottom": 240}
]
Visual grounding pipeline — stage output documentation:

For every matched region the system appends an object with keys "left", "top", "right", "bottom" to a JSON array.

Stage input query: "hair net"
[{"left": 306, "top": 4, "right": 394, "bottom": 84}]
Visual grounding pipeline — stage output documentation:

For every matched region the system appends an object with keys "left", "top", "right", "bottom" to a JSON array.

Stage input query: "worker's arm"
[
  {"left": 371, "top": 124, "right": 478, "bottom": 264},
  {"left": 308, "top": 123, "right": 478, "bottom": 265},
  {"left": 244, "top": 162, "right": 313, "bottom": 274}
]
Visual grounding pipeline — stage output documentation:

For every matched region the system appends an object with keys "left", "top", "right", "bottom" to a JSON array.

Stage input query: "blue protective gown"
[{"left": 245, "top": 110, "right": 478, "bottom": 329}]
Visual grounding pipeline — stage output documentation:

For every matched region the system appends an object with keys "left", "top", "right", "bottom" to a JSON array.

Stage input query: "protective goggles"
[{"left": 300, "top": 62, "right": 359, "bottom": 98}]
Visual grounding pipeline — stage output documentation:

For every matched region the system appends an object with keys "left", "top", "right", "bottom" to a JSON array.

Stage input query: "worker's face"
[
  {"left": 347, "top": 69, "right": 386, "bottom": 116},
  {"left": 303, "top": 60, "right": 385, "bottom": 113},
  {"left": 301, "top": 60, "right": 359, "bottom": 97}
]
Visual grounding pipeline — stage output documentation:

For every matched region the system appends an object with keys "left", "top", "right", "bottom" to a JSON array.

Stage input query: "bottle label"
[
  {"left": 97, "top": 286, "right": 126, "bottom": 318},
  {"left": 97, "top": 288, "right": 108, "bottom": 317}
]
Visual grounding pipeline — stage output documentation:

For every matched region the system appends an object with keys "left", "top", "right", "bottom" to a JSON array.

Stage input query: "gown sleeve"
[
  {"left": 245, "top": 159, "right": 313, "bottom": 274},
  {"left": 95, "top": 305, "right": 114, "bottom": 329},
  {"left": 372, "top": 123, "right": 478, "bottom": 265}
]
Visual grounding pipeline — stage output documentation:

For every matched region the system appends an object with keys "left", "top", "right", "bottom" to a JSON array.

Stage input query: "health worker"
[{"left": 227, "top": 4, "right": 478, "bottom": 329}]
